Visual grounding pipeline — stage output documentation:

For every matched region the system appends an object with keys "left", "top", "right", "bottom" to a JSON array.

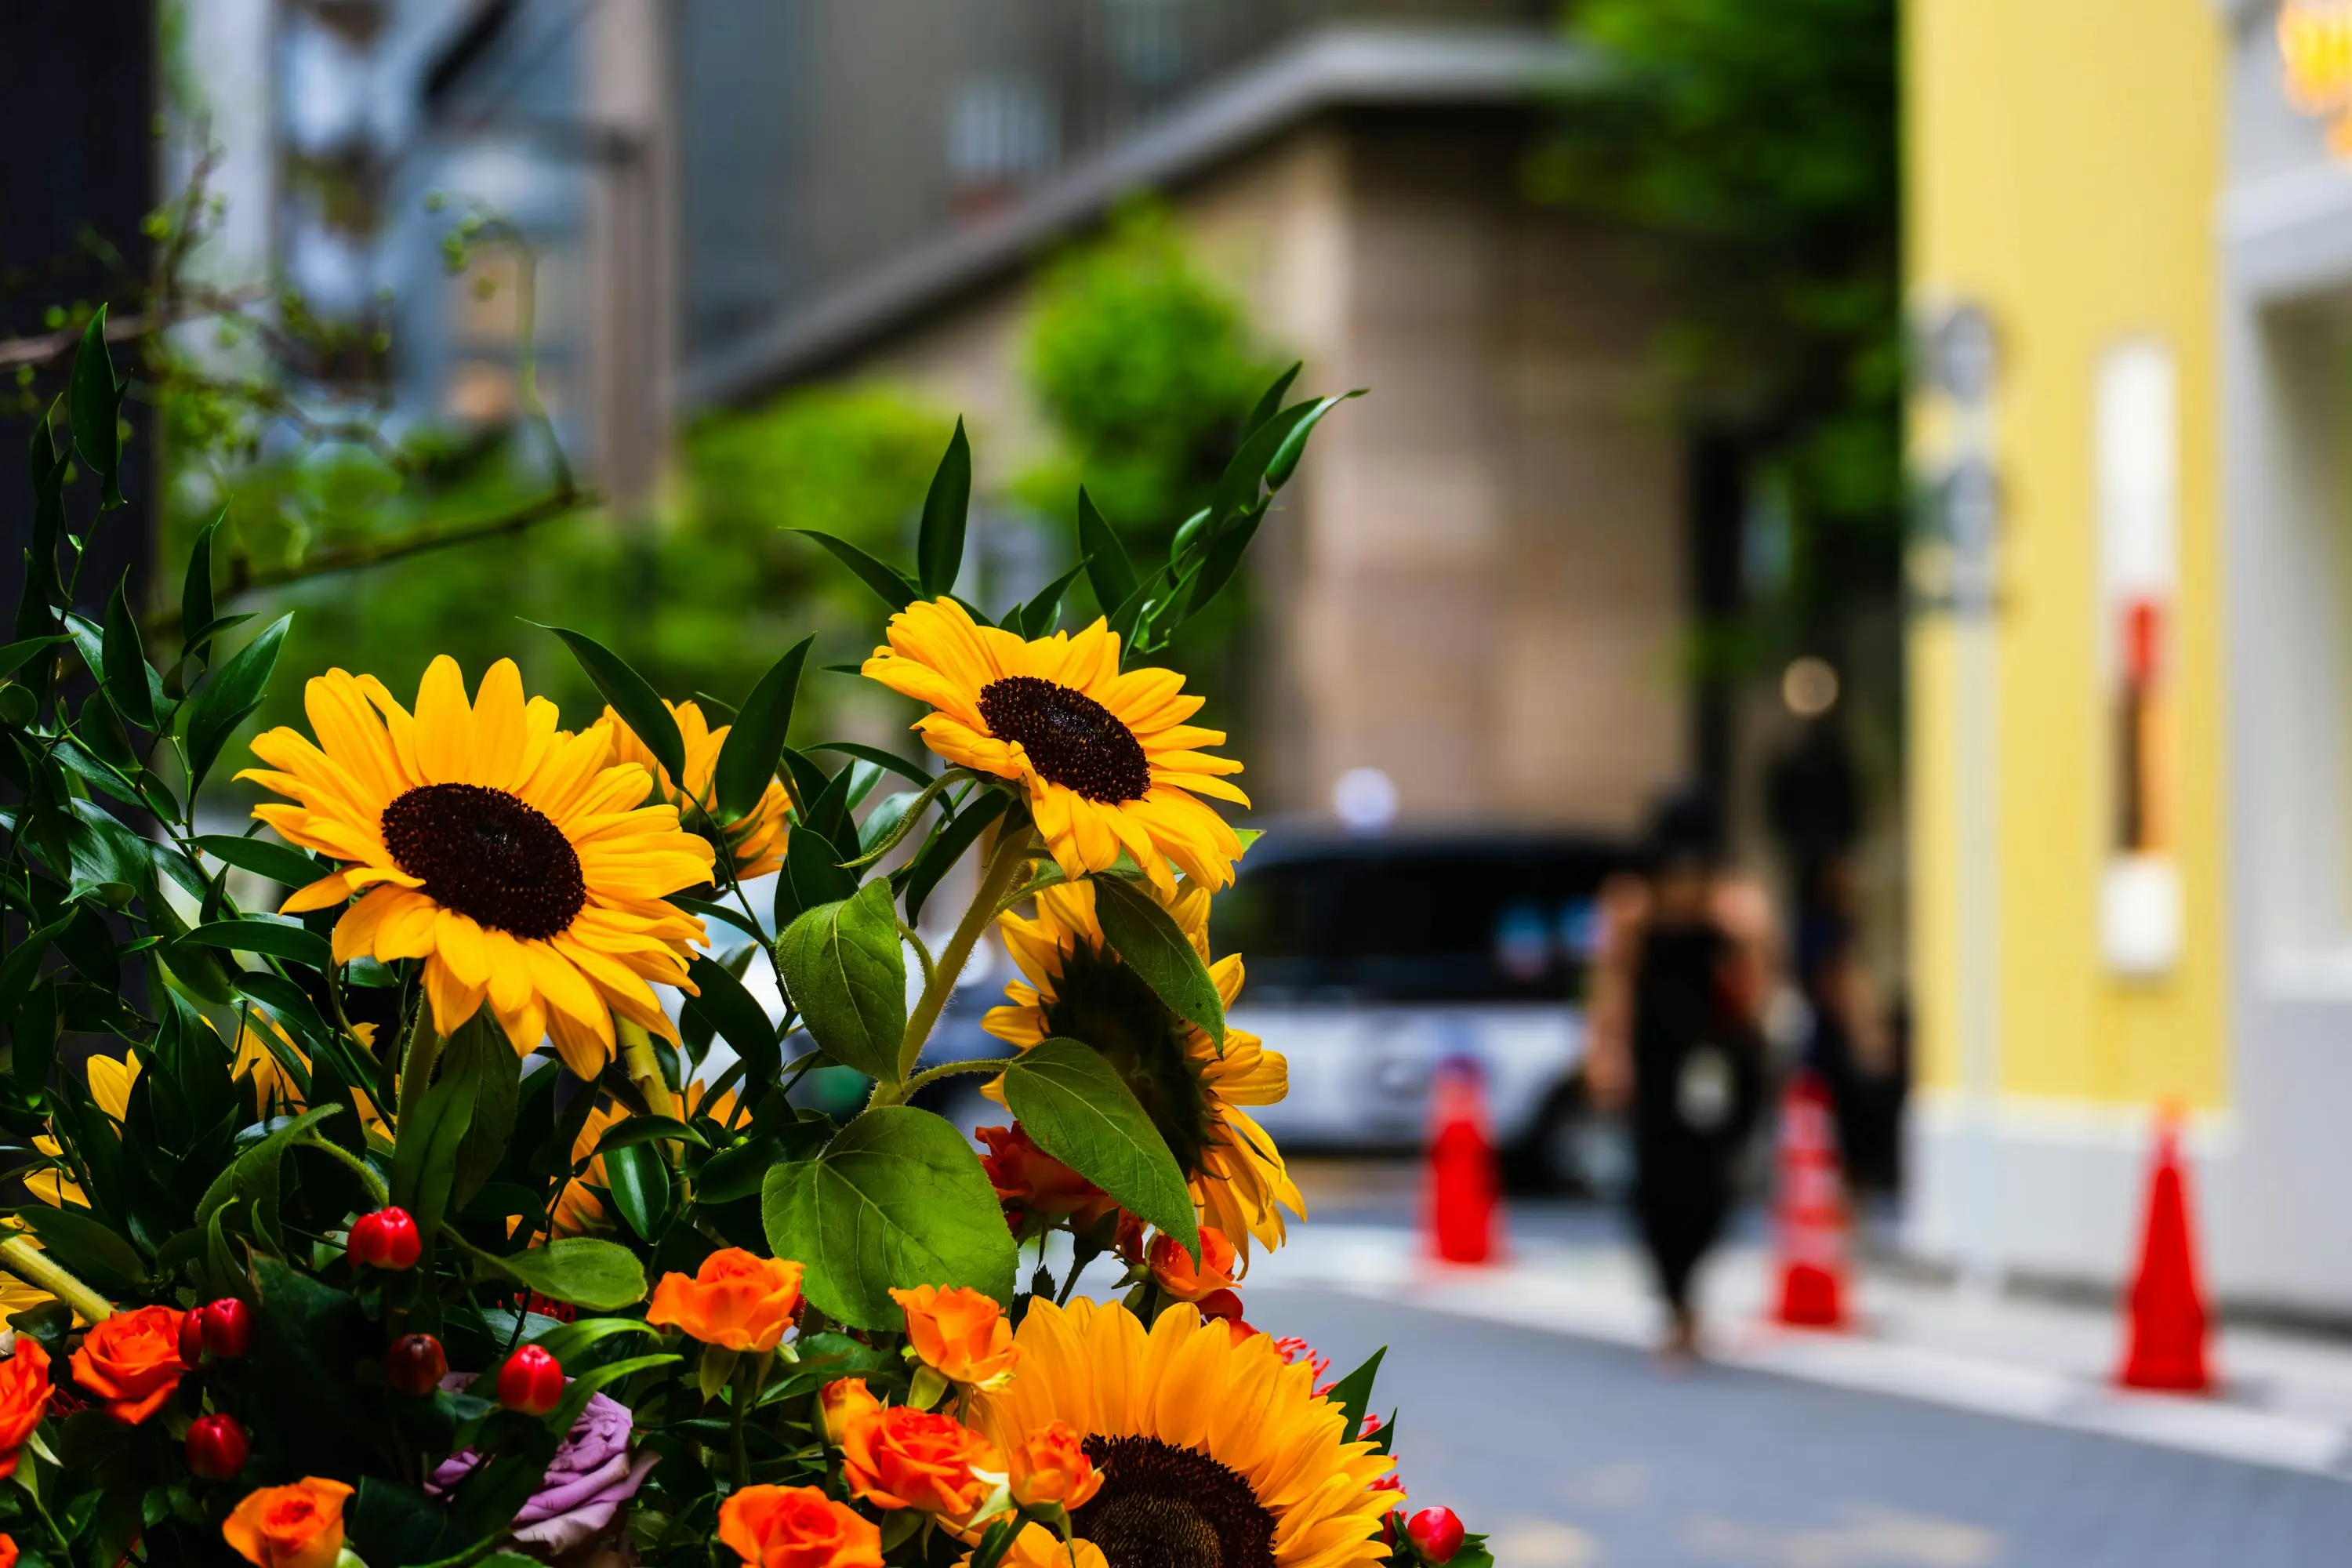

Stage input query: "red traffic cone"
[
  {"left": 2118, "top": 1105, "right": 2213, "bottom": 1394},
  {"left": 1771, "top": 1071, "right": 1851, "bottom": 1329},
  {"left": 1425, "top": 1060, "right": 1500, "bottom": 1265}
]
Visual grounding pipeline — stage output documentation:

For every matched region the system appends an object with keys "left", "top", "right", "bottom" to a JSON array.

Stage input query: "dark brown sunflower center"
[
  {"left": 978, "top": 675, "right": 1150, "bottom": 804},
  {"left": 1073, "top": 1435, "right": 1276, "bottom": 1568},
  {"left": 1042, "top": 942, "right": 1212, "bottom": 1175},
  {"left": 380, "top": 782, "right": 586, "bottom": 940}
]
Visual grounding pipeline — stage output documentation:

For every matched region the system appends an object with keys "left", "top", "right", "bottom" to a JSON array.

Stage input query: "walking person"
[{"left": 1586, "top": 798, "right": 1775, "bottom": 1361}]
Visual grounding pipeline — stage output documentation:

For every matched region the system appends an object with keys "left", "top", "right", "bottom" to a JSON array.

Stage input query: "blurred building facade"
[
  {"left": 1908, "top": 0, "right": 2352, "bottom": 1314},
  {"left": 684, "top": 14, "right": 1708, "bottom": 836}
]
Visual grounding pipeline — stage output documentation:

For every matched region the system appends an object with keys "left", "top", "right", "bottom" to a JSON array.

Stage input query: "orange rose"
[
  {"left": 1007, "top": 1420, "right": 1102, "bottom": 1511},
  {"left": 1147, "top": 1225, "right": 1238, "bottom": 1303},
  {"left": 222, "top": 1478, "right": 354, "bottom": 1568},
  {"left": 718, "top": 1484, "right": 882, "bottom": 1568},
  {"left": 975, "top": 1126, "right": 1116, "bottom": 1226},
  {"left": 889, "top": 1284, "right": 1020, "bottom": 1389},
  {"left": 647, "top": 1249, "right": 804, "bottom": 1352},
  {"left": 820, "top": 1377, "right": 882, "bottom": 1445},
  {"left": 0, "top": 1338, "right": 53, "bottom": 1476},
  {"left": 71, "top": 1305, "right": 187, "bottom": 1424},
  {"left": 838, "top": 1404, "right": 1000, "bottom": 1515},
  {"left": 0, "top": 1530, "right": 16, "bottom": 1568}
]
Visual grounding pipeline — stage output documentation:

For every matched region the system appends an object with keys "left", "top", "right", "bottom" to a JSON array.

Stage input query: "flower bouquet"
[{"left": 0, "top": 327, "right": 1491, "bottom": 1568}]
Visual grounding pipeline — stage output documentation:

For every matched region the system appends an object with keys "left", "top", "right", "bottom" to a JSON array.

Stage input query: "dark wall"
[{"left": 0, "top": 0, "right": 158, "bottom": 619}]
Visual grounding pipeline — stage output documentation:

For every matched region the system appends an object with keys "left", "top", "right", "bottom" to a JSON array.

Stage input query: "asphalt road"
[{"left": 1247, "top": 1284, "right": 2352, "bottom": 1568}]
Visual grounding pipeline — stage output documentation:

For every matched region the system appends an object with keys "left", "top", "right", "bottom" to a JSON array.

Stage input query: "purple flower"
[{"left": 430, "top": 1379, "right": 659, "bottom": 1555}]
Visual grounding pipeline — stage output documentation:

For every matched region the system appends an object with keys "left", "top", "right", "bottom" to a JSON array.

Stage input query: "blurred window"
[{"left": 1213, "top": 839, "right": 1632, "bottom": 1004}]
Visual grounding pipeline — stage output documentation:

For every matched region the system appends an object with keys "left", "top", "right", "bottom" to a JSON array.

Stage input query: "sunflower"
[
  {"left": 598, "top": 700, "right": 792, "bottom": 880},
  {"left": 860, "top": 599, "right": 1247, "bottom": 895},
  {"left": 984, "top": 877, "right": 1300, "bottom": 1260},
  {"left": 967, "top": 1299, "right": 1399, "bottom": 1568},
  {"left": 239, "top": 656, "right": 716, "bottom": 1077},
  {"left": 26, "top": 1051, "right": 141, "bottom": 1208},
  {"left": 553, "top": 1078, "right": 741, "bottom": 1237},
  {"left": 236, "top": 1018, "right": 390, "bottom": 1138}
]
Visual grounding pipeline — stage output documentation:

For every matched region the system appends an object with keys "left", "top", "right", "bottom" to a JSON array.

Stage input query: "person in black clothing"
[{"left": 1586, "top": 800, "right": 1773, "bottom": 1361}]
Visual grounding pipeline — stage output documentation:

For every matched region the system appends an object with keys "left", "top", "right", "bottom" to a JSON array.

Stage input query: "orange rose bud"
[
  {"left": 71, "top": 1305, "right": 189, "bottom": 1424},
  {"left": 1007, "top": 1419, "right": 1102, "bottom": 1512},
  {"left": 837, "top": 1404, "right": 1000, "bottom": 1515},
  {"left": 0, "top": 1337, "right": 54, "bottom": 1478},
  {"left": 819, "top": 1377, "right": 882, "bottom": 1446},
  {"left": 646, "top": 1249, "right": 805, "bottom": 1353},
  {"left": 975, "top": 1125, "right": 1116, "bottom": 1226},
  {"left": 1147, "top": 1225, "right": 1238, "bottom": 1304},
  {"left": 0, "top": 1529, "right": 16, "bottom": 1568},
  {"left": 717, "top": 1483, "right": 882, "bottom": 1568},
  {"left": 887, "top": 1284, "right": 1020, "bottom": 1389},
  {"left": 222, "top": 1477, "right": 354, "bottom": 1568}
]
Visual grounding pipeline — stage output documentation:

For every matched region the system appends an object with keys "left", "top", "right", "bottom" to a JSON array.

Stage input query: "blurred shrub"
[{"left": 1535, "top": 0, "right": 1900, "bottom": 660}]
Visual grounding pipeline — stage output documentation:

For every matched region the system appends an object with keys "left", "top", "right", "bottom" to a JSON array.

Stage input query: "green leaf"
[
  {"left": 70, "top": 307, "right": 123, "bottom": 509},
  {"left": 713, "top": 634, "right": 811, "bottom": 818},
  {"left": 1015, "top": 557, "right": 1094, "bottom": 639},
  {"left": 0, "top": 636, "right": 65, "bottom": 683},
  {"left": 194, "top": 832, "right": 326, "bottom": 891},
  {"left": 387, "top": 1017, "right": 487, "bottom": 1254},
  {"left": 1265, "top": 391, "right": 1360, "bottom": 492},
  {"left": 349, "top": 1478, "right": 477, "bottom": 1568},
  {"left": 536, "top": 623, "right": 684, "bottom": 786},
  {"left": 683, "top": 953, "right": 782, "bottom": 1082},
  {"left": 184, "top": 916, "right": 332, "bottom": 972},
  {"left": 603, "top": 1142, "right": 672, "bottom": 1241},
  {"left": 546, "top": 1352, "right": 683, "bottom": 1432},
  {"left": 1091, "top": 874, "right": 1225, "bottom": 1044},
  {"left": 193, "top": 1103, "right": 348, "bottom": 1259},
  {"left": 1003, "top": 1036, "right": 1198, "bottom": 1258},
  {"left": 590, "top": 1116, "right": 709, "bottom": 1154},
  {"left": 180, "top": 510, "right": 225, "bottom": 662},
  {"left": 1325, "top": 1347, "right": 1386, "bottom": 1448},
  {"left": 183, "top": 612, "right": 291, "bottom": 793},
  {"left": 13, "top": 1207, "right": 146, "bottom": 1294},
  {"left": 1244, "top": 362, "right": 1304, "bottom": 436},
  {"left": 808, "top": 742, "right": 932, "bottom": 787},
  {"left": 1076, "top": 488, "right": 1137, "bottom": 615},
  {"left": 452, "top": 1027, "right": 521, "bottom": 1210},
  {"left": 100, "top": 575, "right": 153, "bottom": 731},
  {"left": 790, "top": 529, "right": 920, "bottom": 610},
  {"left": 916, "top": 418, "right": 972, "bottom": 598},
  {"left": 485, "top": 1237, "right": 648, "bottom": 1311},
  {"left": 761, "top": 1105, "right": 1018, "bottom": 1330},
  {"left": 901, "top": 789, "right": 1008, "bottom": 925},
  {"left": 775, "top": 821, "right": 858, "bottom": 928},
  {"left": 777, "top": 881, "right": 906, "bottom": 1083},
  {"left": 60, "top": 798, "right": 149, "bottom": 907}
]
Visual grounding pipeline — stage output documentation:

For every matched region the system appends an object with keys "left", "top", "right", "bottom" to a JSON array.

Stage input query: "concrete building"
[
  {"left": 685, "top": 22, "right": 1709, "bottom": 835},
  {"left": 1907, "top": 0, "right": 2352, "bottom": 1316}
]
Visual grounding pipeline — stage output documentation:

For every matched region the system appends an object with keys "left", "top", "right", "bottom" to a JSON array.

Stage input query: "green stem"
[
  {"left": 728, "top": 1354, "right": 755, "bottom": 1487},
  {"left": 17, "top": 1473, "right": 73, "bottom": 1559},
  {"left": 303, "top": 1135, "right": 390, "bottom": 1207},
  {"left": 618, "top": 1019, "right": 679, "bottom": 1123},
  {"left": 895, "top": 824, "right": 1034, "bottom": 1083},
  {"left": 397, "top": 1003, "right": 441, "bottom": 1128},
  {"left": 0, "top": 1235, "right": 112, "bottom": 1323},
  {"left": 894, "top": 1058, "right": 1017, "bottom": 1102}
]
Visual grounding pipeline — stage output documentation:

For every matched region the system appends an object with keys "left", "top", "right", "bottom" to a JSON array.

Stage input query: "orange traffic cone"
[
  {"left": 1771, "top": 1071, "right": 1851, "bottom": 1329},
  {"left": 2118, "top": 1105, "right": 2213, "bottom": 1394},
  {"left": 1425, "top": 1060, "right": 1500, "bottom": 1265}
]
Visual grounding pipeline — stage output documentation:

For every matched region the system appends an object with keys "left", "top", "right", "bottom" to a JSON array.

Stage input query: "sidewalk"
[{"left": 1252, "top": 1178, "right": 2352, "bottom": 1479}]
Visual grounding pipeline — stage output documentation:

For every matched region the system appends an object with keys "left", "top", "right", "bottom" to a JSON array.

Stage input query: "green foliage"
[{"left": 1534, "top": 0, "right": 1900, "bottom": 652}]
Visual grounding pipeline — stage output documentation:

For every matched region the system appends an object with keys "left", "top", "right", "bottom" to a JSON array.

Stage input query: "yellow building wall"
[{"left": 1904, "top": 0, "right": 2228, "bottom": 1108}]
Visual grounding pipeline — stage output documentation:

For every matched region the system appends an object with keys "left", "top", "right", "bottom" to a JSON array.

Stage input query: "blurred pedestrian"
[{"left": 1585, "top": 797, "right": 1774, "bottom": 1361}]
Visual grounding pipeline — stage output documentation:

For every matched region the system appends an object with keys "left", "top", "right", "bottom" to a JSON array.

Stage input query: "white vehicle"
[{"left": 1211, "top": 829, "right": 1637, "bottom": 1189}]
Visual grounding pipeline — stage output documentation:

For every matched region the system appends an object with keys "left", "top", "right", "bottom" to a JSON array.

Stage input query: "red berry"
[
  {"left": 348, "top": 1208, "right": 422, "bottom": 1271},
  {"left": 1407, "top": 1508, "right": 1465, "bottom": 1565},
  {"left": 185, "top": 1414, "right": 249, "bottom": 1482},
  {"left": 177, "top": 1311, "right": 205, "bottom": 1368},
  {"left": 383, "top": 1334, "right": 448, "bottom": 1398},
  {"left": 198, "top": 1298, "right": 252, "bottom": 1359},
  {"left": 496, "top": 1345, "right": 564, "bottom": 1416}
]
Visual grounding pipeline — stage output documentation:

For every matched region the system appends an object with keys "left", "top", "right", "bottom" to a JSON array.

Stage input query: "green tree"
[{"left": 1534, "top": 0, "right": 1900, "bottom": 660}]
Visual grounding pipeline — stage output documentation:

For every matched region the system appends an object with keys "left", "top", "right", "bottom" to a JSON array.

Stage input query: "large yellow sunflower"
[
  {"left": 985, "top": 877, "right": 1301, "bottom": 1260},
  {"left": 239, "top": 656, "right": 716, "bottom": 1076},
  {"left": 968, "top": 1300, "right": 1399, "bottom": 1568},
  {"left": 598, "top": 700, "right": 792, "bottom": 880},
  {"left": 860, "top": 599, "right": 1247, "bottom": 894}
]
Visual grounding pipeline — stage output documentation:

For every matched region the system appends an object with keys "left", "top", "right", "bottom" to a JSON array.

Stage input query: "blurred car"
[{"left": 1210, "top": 827, "right": 1639, "bottom": 1192}]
